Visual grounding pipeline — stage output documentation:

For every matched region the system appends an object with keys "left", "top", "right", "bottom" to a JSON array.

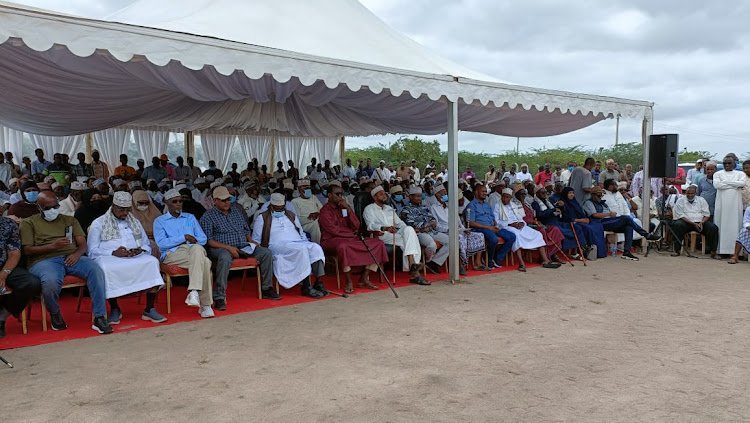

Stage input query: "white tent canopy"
[{"left": 0, "top": 0, "right": 650, "bottom": 138}]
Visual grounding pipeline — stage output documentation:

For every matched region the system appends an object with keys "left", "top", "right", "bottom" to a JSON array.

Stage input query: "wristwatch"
[{"left": 2, "top": 269, "right": 11, "bottom": 275}]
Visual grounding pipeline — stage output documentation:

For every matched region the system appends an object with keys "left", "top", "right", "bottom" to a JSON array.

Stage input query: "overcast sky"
[{"left": 16, "top": 0, "right": 750, "bottom": 159}]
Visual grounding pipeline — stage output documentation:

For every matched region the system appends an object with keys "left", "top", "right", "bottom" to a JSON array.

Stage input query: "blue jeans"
[
  {"left": 474, "top": 228, "right": 516, "bottom": 263},
  {"left": 29, "top": 255, "right": 107, "bottom": 317},
  {"left": 601, "top": 216, "right": 635, "bottom": 252}
]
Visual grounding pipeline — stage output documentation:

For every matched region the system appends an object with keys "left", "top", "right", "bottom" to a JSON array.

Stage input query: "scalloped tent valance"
[{"left": 0, "top": 0, "right": 652, "bottom": 137}]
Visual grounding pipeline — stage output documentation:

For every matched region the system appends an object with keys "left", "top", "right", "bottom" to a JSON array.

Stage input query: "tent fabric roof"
[{"left": 0, "top": 0, "right": 652, "bottom": 137}]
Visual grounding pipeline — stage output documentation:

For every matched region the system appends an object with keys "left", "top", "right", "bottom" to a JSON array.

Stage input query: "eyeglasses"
[
  {"left": 136, "top": 201, "right": 150, "bottom": 206},
  {"left": 217, "top": 198, "right": 231, "bottom": 202},
  {"left": 40, "top": 204, "right": 60, "bottom": 211},
  {"left": 170, "top": 199, "right": 183, "bottom": 204},
  {"left": 271, "top": 208, "right": 286, "bottom": 213}
]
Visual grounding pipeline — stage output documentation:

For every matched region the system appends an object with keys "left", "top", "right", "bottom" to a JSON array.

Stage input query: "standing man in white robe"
[
  {"left": 87, "top": 192, "right": 166, "bottom": 325},
  {"left": 494, "top": 188, "right": 560, "bottom": 271},
  {"left": 291, "top": 179, "right": 323, "bottom": 243},
  {"left": 714, "top": 156, "right": 747, "bottom": 255},
  {"left": 363, "top": 186, "right": 429, "bottom": 285},
  {"left": 252, "top": 193, "right": 328, "bottom": 298}
]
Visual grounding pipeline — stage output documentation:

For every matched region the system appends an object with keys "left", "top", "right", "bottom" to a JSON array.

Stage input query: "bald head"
[{"left": 37, "top": 190, "right": 59, "bottom": 208}]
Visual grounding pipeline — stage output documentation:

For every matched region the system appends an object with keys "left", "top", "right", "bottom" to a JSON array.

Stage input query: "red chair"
[
  {"left": 212, "top": 257, "right": 276, "bottom": 299},
  {"left": 159, "top": 264, "right": 191, "bottom": 314}
]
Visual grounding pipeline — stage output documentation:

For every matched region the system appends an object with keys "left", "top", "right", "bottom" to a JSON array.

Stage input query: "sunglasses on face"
[
  {"left": 40, "top": 204, "right": 60, "bottom": 211},
  {"left": 136, "top": 201, "right": 150, "bottom": 206},
  {"left": 170, "top": 199, "right": 183, "bottom": 204}
]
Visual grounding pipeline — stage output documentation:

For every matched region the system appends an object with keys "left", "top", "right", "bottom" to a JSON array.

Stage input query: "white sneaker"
[
  {"left": 185, "top": 291, "right": 200, "bottom": 307},
  {"left": 199, "top": 305, "right": 215, "bottom": 318}
]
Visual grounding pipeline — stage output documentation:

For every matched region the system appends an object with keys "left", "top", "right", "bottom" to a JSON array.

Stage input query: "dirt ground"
[{"left": 3, "top": 253, "right": 749, "bottom": 422}]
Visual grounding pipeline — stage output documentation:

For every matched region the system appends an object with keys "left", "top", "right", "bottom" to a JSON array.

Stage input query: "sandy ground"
[{"left": 2, "top": 253, "right": 749, "bottom": 422}]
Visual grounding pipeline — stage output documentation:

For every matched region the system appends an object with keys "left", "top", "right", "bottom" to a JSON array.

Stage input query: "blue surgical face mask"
[
  {"left": 25, "top": 191, "right": 39, "bottom": 202},
  {"left": 322, "top": 190, "right": 327, "bottom": 196},
  {"left": 229, "top": 196, "right": 236, "bottom": 203},
  {"left": 272, "top": 210, "right": 285, "bottom": 218},
  {"left": 421, "top": 193, "right": 426, "bottom": 200},
  {"left": 394, "top": 194, "right": 403, "bottom": 202},
  {"left": 304, "top": 189, "right": 312, "bottom": 198},
  {"left": 688, "top": 197, "right": 695, "bottom": 203},
  {"left": 226, "top": 183, "right": 234, "bottom": 188},
  {"left": 441, "top": 195, "right": 448, "bottom": 202},
  {"left": 209, "top": 166, "right": 217, "bottom": 170},
  {"left": 568, "top": 166, "right": 574, "bottom": 171}
]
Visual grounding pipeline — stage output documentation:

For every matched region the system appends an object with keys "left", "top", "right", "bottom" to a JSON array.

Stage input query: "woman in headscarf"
[
  {"left": 7, "top": 181, "right": 41, "bottom": 219},
  {"left": 559, "top": 187, "right": 606, "bottom": 258},
  {"left": 131, "top": 190, "right": 163, "bottom": 258},
  {"left": 75, "top": 189, "right": 109, "bottom": 235},
  {"left": 516, "top": 187, "right": 564, "bottom": 263},
  {"left": 532, "top": 187, "right": 586, "bottom": 253}
]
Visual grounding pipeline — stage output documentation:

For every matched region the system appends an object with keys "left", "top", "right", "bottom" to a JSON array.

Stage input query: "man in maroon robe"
[{"left": 319, "top": 181, "right": 388, "bottom": 293}]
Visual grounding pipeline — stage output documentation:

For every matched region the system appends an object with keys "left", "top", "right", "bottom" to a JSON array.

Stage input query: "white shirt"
[
  {"left": 0, "top": 163, "right": 11, "bottom": 186},
  {"left": 341, "top": 165, "right": 357, "bottom": 180},
  {"left": 372, "top": 167, "right": 392, "bottom": 182},
  {"left": 672, "top": 196, "right": 710, "bottom": 223},
  {"left": 291, "top": 195, "right": 323, "bottom": 227},
  {"left": 363, "top": 202, "right": 406, "bottom": 232},
  {"left": 516, "top": 171, "right": 532, "bottom": 182},
  {"left": 409, "top": 166, "right": 421, "bottom": 182},
  {"left": 87, "top": 216, "right": 151, "bottom": 259},
  {"left": 603, "top": 191, "right": 631, "bottom": 217}
]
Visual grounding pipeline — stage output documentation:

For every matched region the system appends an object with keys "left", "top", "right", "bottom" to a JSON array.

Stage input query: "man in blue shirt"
[
  {"left": 465, "top": 183, "right": 515, "bottom": 269},
  {"left": 31, "top": 148, "right": 51, "bottom": 176},
  {"left": 153, "top": 189, "right": 214, "bottom": 318},
  {"left": 199, "top": 186, "right": 278, "bottom": 311}
]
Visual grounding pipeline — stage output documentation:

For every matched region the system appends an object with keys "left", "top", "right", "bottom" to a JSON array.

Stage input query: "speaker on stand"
[{"left": 648, "top": 134, "right": 679, "bottom": 178}]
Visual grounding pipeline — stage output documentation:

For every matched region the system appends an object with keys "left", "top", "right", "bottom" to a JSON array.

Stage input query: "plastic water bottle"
[{"left": 611, "top": 244, "right": 618, "bottom": 258}]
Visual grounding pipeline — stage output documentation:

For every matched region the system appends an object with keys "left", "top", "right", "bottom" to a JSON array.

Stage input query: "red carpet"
[{"left": 0, "top": 263, "right": 527, "bottom": 350}]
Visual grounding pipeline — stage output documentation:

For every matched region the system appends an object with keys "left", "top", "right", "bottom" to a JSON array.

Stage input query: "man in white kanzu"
[
  {"left": 252, "top": 193, "right": 328, "bottom": 298},
  {"left": 87, "top": 191, "right": 167, "bottom": 325},
  {"left": 494, "top": 188, "right": 561, "bottom": 272},
  {"left": 363, "top": 186, "right": 429, "bottom": 285},
  {"left": 291, "top": 179, "right": 323, "bottom": 243},
  {"left": 714, "top": 156, "right": 747, "bottom": 255}
]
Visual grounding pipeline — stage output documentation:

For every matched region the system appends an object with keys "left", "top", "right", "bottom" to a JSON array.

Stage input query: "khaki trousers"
[{"left": 164, "top": 244, "right": 213, "bottom": 306}]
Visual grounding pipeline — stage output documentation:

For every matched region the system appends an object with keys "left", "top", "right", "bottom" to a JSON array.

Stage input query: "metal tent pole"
[
  {"left": 615, "top": 115, "right": 620, "bottom": 146},
  {"left": 641, "top": 107, "right": 654, "bottom": 226},
  {"left": 447, "top": 100, "right": 460, "bottom": 284}
]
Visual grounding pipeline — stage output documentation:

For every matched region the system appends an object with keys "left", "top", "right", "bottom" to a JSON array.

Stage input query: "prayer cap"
[
  {"left": 195, "top": 177, "right": 206, "bottom": 184},
  {"left": 283, "top": 182, "right": 294, "bottom": 190},
  {"left": 76, "top": 176, "right": 88, "bottom": 183},
  {"left": 174, "top": 184, "right": 187, "bottom": 191},
  {"left": 128, "top": 180, "right": 142, "bottom": 189},
  {"left": 370, "top": 185, "right": 384, "bottom": 198},
  {"left": 434, "top": 184, "right": 446, "bottom": 194},
  {"left": 164, "top": 189, "right": 181, "bottom": 201},
  {"left": 328, "top": 180, "right": 342, "bottom": 188},
  {"left": 112, "top": 178, "right": 125, "bottom": 186},
  {"left": 298, "top": 179, "right": 311, "bottom": 187},
  {"left": 407, "top": 186, "right": 422, "bottom": 195},
  {"left": 379, "top": 160, "right": 385, "bottom": 164},
  {"left": 92, "top": 178, "right": 105, "bottom": 187},
  {"left": 617, "top": 181, "right": 628, "bottom": 190},
  {"left": 51, "top": 182, "right": 61, "bottom": 190},
  {"left": 502, "top": 188, "right": 513, "bottom": 195},
  {"left": 8, "top": 178, "right": 18, "bottom": 187},
  {"left": 112, "top": 191, "right": 132, "bottom": 207},
  {"left": 71, "top": 181, "right": 87, "bottom": 191},
  {"left": 209, "top": 181, "right": 222, "bottom": 189},
  {"left": 270, "top": 193, "right": 285, "bottom": 206},
  {"left": 44, "top": 175, "right": 55, "bottom": 184},
  {"left": 213, "top": 186, "right": 231, "bottom": 200},
  {"left": 389, "top": 185, "right": 403, "bottom": 194}
]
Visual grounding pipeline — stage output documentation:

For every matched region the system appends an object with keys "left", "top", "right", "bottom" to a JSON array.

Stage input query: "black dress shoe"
[
  {"left": 50, "top": 312, "right": 67, "bottom": 331},
  {"left": 0, "top": 320, "right": 6, "bottom": 339},
  {"left": 313, "top": 281, "right": 330, "bottom": 296},
  {"left": 301, "top": 287, "right": 324, "bottom": 298},
  {"left": 261, "top": 289, "right": 282, "bottom": 300},
  {"left": 214, "top": 299, "right": 227, "bottom": 311}
]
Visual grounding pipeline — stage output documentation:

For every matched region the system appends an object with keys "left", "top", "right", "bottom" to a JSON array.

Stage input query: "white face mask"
[
  {"left": 136, "top": 204, "right": 149, "bottom": 212},
  {"left": 42, "top": 208, "right": 60, "bottom": 222}
]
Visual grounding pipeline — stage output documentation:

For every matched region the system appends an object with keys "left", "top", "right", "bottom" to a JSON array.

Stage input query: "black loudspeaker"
[{"left": 648, "top": 134, "right": 679, "bottom": 178}]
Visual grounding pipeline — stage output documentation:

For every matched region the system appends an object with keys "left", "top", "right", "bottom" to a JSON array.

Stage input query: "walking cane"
[
  {"left": 570, "top": 222, "right": 587, "bottom": 266},
  {"left": 359, "top": 234, "right": 398, "bottom": 298},
  {"left": 0, "top": 354, "right": 13, "bottom": 368},
  {"left": 392, "top": 210, "right": 397, "bottom": 284},
  {"left": 543, "top": 229, "right": 574, "bottom": 267}
]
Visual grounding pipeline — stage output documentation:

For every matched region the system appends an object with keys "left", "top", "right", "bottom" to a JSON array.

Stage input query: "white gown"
[
  {"left": 252, "top": 213, "right": 325, "bottom": 288},
  {"left": 363, "top": 202, "right": 421, "bottom": 271},
  {"left": 87, "top": 215, "right": 164, "bottom": 299},
  {"left": 291, "top": 195, "right": 323, "bottom": 243},
  {"left": 494, "top": 202, "right": 545, "bottom": 252},
  {"left": 714, "top": 170, "right": 747, "bottom": 254}
]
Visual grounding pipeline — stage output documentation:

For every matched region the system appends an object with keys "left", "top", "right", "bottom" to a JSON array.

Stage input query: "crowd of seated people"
[{"left": 1, "top": 148, "right": 749, "bottom": 339}]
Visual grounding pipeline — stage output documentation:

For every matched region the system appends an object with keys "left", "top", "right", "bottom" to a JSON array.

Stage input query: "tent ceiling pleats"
[{"left": 0, "top": 0, "right": 652, "bottom": 137}]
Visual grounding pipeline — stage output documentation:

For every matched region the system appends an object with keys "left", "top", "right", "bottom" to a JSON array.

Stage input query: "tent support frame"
[
  {"left": 447, "top": 100, "right": 459, "bottom": 284},
  {"left": 640, "top": 107, "right": 654, "bottom": 226}
]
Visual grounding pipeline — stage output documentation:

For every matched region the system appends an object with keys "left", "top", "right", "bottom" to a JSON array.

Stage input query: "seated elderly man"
[
  {"left": 494, "top": 188, "right": 561, "bottom": 271},
  {"left": 237, "top": 182, "right": 264, "bottom": 221},
  {"left": 252, "top": 193, "right": 328, "bottom": 298},
  {"left": 728, "top": 206, "right": 750, "bottom": 264},
  {"left": 20, "top": 191, "right": 112, "bottom": 334},
  {"left": 466, "top": 183, "right": 515, "bottom": 269},
  {"left": 430, "top": 184, "right": 486, "bottom": 275},
  {"left": 583, "top": 186, "right": 660, "bottom": 261},
  {"left": 200, "top": 186, "right": 278, "bottom": 309},
  {"left": 87, "top": 192, "right": 167, "bottom": 325},
  {"left": 363, "top": 186, "right": 428, "bottom": 285},
  {"left": 58, "top": 181, "right": 87, "bottom": 216},
  {"left": 401, "top": 186, "right": 450, "bottom": 275},
  {"left": 388, "top": 185, "right": 406, "bottom": 214},
  {"left": 291, "top": 179, "right": 323, "bottom": 243},
  {"left": 153, "top": 189, "right": 214, "bottom": 318},
  {"left": 319, "top": 181, "right": 388, "bottom": 293},
  {"left": 670, "top": 186, "right": 719, "bottom": 258},
  {"left": 0, "top": 215, "right": 42, "bottom": 338}
]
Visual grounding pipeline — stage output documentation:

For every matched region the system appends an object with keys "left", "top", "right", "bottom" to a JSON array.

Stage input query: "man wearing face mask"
[
  {"left": 669, "top": 186, "right": 718, "bottom": 257},
  {"left": 252, "top": 193, "right": 328, "bottom": 298},
  {"left": 388, "top": 185, "right": 406, "bottom": 214},
  {"left": 200, "top": 187, "right": 278, "bottom": 308},
  {"left": 202, "top": 160, "right": 223, "bottom": 181},
  {"left": 59, "top": 181, "right": 87, "bottom": 216},
  {"left": 20, "top": 191, "right": 112, "bottom": 333},
  {"left": 401, "top": 186, "right": 450, "bottom": 275},
  {"left": 8, "top": 181, "right": 41, "bottom": 219},
  {"left": 291, "top": 179, "right": 323, "bottom": 243},
  {"left": 87, "top": 191, "right": 167, "bottom": 325}
]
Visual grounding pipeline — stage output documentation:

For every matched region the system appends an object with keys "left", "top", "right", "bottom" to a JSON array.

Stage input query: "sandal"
[
  {"left": 727, "top": 258, "right": 738, "bottom": 264},
  {"left": 409, "top": 276, "right": 431, "bottom": 285},
  {"left": 344, "top": 280, "right": 354, "bottom": 294},
  {"left": 518, "top": 264, "right": 527, "bottom": 272},
  {"left": 357, "top": 280, "right": 379, "bottom": 290}
]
